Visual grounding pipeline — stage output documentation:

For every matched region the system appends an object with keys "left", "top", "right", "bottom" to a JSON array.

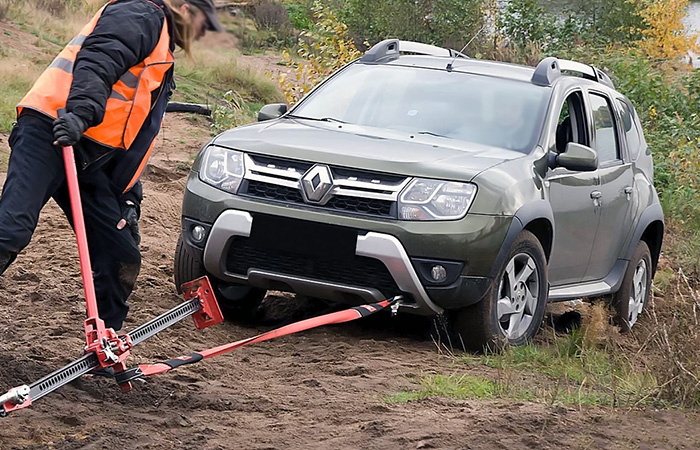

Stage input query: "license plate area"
[{"left": 248, "top": 214, "right": 358, "bottom": 261}]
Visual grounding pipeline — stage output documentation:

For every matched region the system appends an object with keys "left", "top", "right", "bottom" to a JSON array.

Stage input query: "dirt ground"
[
  {"left": 0, "top": 115, "right": 698, "bottom": 450},
  {"left": 0, "top": 22, "right": 699, "bottom": 450}
]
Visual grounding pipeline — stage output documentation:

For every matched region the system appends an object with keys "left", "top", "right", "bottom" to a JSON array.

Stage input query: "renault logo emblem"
[{"left": 301, "top": 165, "right": 334, "bottom": 203}]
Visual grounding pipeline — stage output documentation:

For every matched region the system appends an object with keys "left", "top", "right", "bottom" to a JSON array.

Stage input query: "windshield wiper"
[
  {"left": 417, "top": 131, "right": 451, "bottom": 139},
  {"left": 286, "top": 114, "right": 346, "bottom": 124}
]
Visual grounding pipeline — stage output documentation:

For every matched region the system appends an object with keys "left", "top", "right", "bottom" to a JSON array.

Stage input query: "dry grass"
[
  {"left": 633, "top": 259, "right": 700, "bottom": 407},
  {"left": 0, "top": 57, "right": 45, "bottom": 132},
  {"left": 6, "top": 1, "right": 92, "bottom": 46},
  {"left": 580, "top": 301, "right": 615, "bottom": 348},
  {"left": 0, "top": 0, "right": 9, "bottom": 22},
  {"left": 176, "top": 44, "right": 282, "bottom": 105}
]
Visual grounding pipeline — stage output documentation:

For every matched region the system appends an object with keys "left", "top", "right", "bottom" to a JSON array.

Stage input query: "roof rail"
[
  {"left": 531, "top": 57, "right": 615, "bottom": 89},
  {"left": 360, "top": 39, "right": 468, "bottom": 64}
]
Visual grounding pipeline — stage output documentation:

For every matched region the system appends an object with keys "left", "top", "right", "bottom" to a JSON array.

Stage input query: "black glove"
[
  {"left": 53, "top": 111, "right": 88, "bottom": 147},
  {"left": 118, "top": 200, "right": 141, "bottom": 246}
]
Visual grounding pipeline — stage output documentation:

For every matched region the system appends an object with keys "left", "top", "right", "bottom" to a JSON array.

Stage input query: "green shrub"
[
  {"left": 211, "top": 90, "right": 256, "bottom": 133},
  {"left": 285, "top": 2, "right": 313, "bottom": 30},
  {"left": 340, "top": 0, "right": 484, "bottom": 51}
]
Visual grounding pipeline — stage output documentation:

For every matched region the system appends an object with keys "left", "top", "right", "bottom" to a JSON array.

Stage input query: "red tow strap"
[{"left": 137, "top": 299, "right": 398, "bottom": 378}]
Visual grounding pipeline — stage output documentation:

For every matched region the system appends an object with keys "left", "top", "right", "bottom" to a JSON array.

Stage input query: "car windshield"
[{"left": 291, "top": 63, "right": 550, "bottom": 153}]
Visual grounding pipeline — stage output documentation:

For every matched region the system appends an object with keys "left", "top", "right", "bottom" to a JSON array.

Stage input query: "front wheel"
[
  {"left": 452, "top": 230, "right": 548, "bottom": 352},
  {"left": 612, "top": 240, "right": 652, "bottom": 332},
  {"left": 174, "top": 235, "right": 266, "bottom": 321}
]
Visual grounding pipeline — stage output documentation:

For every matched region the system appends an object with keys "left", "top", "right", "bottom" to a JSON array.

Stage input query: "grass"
[
  {"left": 0, "top": 58, "right": 44, "bottom": 132},
  {"left": 5, "top": 0, "right": 94, "bottom": 46},
  {"left": 388, "top": 304, "right": 663, "bottom": 409},
  {"left": 176, "top": 45, "right": 283, "bottom": 106},
  {"left": 385, "top": 374, "right": 499, "bottom": 403}
]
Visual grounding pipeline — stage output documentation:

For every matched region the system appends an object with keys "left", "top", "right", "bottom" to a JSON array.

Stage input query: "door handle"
[
  {"left": 624, "top": 187, "right": 634, "bottom": 195},
  {"left": 590, "top": 191, "right": 602, "bottom": 199}
]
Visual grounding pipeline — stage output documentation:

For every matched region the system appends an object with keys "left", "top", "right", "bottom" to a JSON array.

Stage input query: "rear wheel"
[
  {"left": 612, "top": 240, "right": 652, "bottom": 332},
  {"left": 174, "top": 235, "right": 266, "bottom": 321},
  {"left": 453, "top": 231, "right": 548, "bottom": 352}
]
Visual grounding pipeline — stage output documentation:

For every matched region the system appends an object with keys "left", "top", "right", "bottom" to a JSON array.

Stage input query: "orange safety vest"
[{"left": 17, "top": 0, "right": 174, "bottom": 151}]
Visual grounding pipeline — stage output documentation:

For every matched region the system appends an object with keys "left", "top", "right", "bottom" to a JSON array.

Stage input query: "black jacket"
[{"left": 68, "top": 0, "right": 175, "bottom": 204}]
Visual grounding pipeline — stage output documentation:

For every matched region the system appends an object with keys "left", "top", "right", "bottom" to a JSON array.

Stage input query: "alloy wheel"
[
  {"left": 627, "top": 259, "right": 649, "bottom": 327},
  {"left": 497, "top": 253, "right": 540, "bottom": 340}
]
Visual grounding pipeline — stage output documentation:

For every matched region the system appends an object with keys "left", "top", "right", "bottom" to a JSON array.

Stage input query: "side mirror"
[
  {"left": 552, "top": 143, "right": 598, "bottom": 171},
  {"left": 258, "top": 103, "right": 288, "bottom": 122}
]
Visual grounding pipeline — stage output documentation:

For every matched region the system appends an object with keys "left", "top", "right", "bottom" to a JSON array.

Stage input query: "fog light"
[
  {"left": 191, "top": 225, "right": 206, "bottom": 243},
  {"left": 431, "top": 265, "right": 447, "bottom": 282}
]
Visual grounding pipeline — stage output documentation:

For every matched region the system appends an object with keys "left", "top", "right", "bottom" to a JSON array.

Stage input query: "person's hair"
[{"left": 162, "top": 0, "right": 200, "bottom": 56}]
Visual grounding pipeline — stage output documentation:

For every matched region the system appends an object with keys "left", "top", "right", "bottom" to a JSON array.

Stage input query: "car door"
[
  {"left": 546, "top": 89, "right": 601, "bottom": 286},
  {"left": 583, "top": 91, "right": 635, "bottom": 281}
]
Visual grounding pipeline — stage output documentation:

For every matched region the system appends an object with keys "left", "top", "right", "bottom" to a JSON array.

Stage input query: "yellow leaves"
[
  {"left": 649, "top": 104, "right": 658, "bottom": 121},
  {"left": 635, "top": 0, "right": 699, "bottom": 60},
  {"left": 276, "top": 1, "right": 363, "bottom": 105}
]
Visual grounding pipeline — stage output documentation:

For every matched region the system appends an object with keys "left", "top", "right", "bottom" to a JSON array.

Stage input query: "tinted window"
[
  {"left": 293, "top": 64, "right": 550, "bottom": 153},
  {"left": 589, "top": 93, "right": 619, "bottom": 162},
  {"left": 617, "top": 99, "right": 641, "bottom": 160}
]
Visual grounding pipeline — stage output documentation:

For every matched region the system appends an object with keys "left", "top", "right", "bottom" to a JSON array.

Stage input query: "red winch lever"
[
  {"left": 62, "top": 142, "right": 129, "bottom": 367},
  {"left": 0, "top": 141, "right": 224, "bottom": 417}
]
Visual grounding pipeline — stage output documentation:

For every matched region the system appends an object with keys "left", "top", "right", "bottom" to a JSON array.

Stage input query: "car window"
[
  {"left": 554, "top": 91, "right": 588, "bottom": 153},
  {"left": 617, "top": 98, "right": 641, "bottom": 160},
  {"left": 292, "top": 64, "right": 550, "bottom": 153},
  {"left": 588, "top": 93, "right": 619, "bottom": 163}
]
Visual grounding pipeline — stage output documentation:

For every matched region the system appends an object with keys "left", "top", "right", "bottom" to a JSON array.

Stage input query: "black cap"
[{"left": 186, "top": 0, "right": 224, "bottom": 32}]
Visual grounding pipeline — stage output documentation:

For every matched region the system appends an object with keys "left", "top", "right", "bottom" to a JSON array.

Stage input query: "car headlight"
[
  {"left": 199, "top": 146, "right": 245, "bottom": 194},
  {"left": 398, "top": 178, "right": 477, "bottom": 220}
]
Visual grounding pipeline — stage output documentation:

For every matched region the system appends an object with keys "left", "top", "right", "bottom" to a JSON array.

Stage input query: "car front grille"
[
  {"left": 225, "top": 237, "right": 403, "bottom": 298},
  {"left": 246, "top": 180, "right": 305, "bottom": 203},
  {"left": 239, "top": 154, "right": 410, "bottom": 219},
  {"left": 243, "top": 180, "right": 394, "bottom": 217}
]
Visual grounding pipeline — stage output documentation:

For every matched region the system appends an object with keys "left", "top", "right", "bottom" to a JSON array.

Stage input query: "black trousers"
[{"left": 0, "top": 113, "right": 140, "bottom": 330}]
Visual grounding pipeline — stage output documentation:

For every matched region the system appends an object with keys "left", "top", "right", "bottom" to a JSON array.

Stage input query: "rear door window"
[
  {"left": 588, "top": 93, "right": 620, "bottom": 164},
  {"left": 617, "top": 99, "right": 642, "bottom": 160}
]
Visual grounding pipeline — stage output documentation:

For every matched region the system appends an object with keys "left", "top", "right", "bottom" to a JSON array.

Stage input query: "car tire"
[
  {"left": 612, "top": 240, "right": 652, "bottom": 332},
  {"left": 174, "top": 235, "right": 266, "bottom": 321},
  {"left": 452, "top": 230, "right": 548, "bottom": 352}
]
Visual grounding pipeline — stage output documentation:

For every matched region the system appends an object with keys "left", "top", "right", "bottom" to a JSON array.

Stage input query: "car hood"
[{"left": 211, "top": 118, "right": 525, "bottom": 181}]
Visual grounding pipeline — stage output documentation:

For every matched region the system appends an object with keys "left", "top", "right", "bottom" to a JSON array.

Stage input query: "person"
[{"left": 0, "top": 0, "right": 222, "bottom": 331}]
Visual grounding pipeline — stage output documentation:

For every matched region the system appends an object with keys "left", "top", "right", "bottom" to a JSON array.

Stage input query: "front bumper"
[
  {"left": 202, "top": 210, "right": 444, "bottom": 314},
  {"left": 183, "top": 174, "right": 512, "bottom": 314}
]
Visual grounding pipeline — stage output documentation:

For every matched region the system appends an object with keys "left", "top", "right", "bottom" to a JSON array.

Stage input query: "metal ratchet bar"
[
  {"left": 1, "top": 297, "right": 204, "bottom": 417},
  {"left": 125, "top": 297, "right": 202, "bottom": 346}
]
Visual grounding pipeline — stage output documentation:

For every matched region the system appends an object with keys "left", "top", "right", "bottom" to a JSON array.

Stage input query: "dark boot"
[{"left": 0, "top": 250, "right": 17, "bottom": 276}]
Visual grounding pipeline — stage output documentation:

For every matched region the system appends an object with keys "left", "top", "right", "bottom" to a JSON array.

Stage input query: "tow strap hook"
[{"left": 390, "top": 296, "right": 404, "bottom": 317}]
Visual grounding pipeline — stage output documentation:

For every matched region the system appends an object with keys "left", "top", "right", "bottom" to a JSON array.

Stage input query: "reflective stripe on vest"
[{"left": 17, "top": 0, "right": 174, "bottom": 151}]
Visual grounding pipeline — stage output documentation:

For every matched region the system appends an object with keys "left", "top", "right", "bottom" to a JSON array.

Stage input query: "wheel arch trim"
[
  {"left": 491, "top": 201, "right": 554, "bottom": 279},
  {"left": 626, "top": 203, "right": 664, "bottom": 274}
]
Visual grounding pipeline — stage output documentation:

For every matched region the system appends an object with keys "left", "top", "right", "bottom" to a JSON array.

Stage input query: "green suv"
[{"left": 175, "top": 40, "right": 664, "bottom": 350}]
